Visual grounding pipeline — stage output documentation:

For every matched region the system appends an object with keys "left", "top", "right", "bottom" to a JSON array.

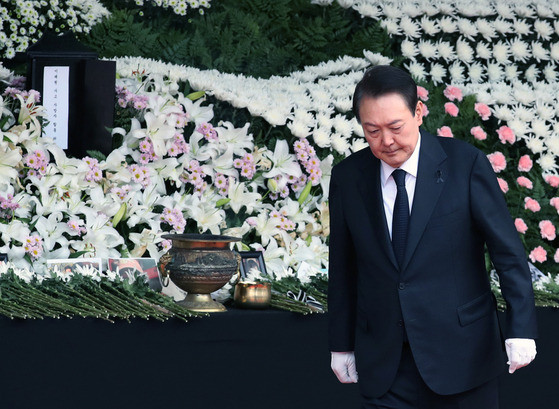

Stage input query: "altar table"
[{"left": 0, "top": 308, "right": 555, "bottom": 408}]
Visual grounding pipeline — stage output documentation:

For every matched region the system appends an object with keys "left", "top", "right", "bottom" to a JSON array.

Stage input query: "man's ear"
[{"left": 415, "top": 101, "right": 424, "bottom": 126}]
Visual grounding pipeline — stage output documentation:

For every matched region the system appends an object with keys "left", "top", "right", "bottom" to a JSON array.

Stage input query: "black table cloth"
[{"left": 0, "top": 308, "right": 555, "bottom": 408}]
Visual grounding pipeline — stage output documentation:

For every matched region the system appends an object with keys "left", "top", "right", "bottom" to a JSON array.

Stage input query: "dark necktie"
[{"left": 392, "top": 169, "right": 409, "bottom": 268}]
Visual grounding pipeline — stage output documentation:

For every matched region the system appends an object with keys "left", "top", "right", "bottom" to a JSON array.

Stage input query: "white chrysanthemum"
[
  {"left": 525, "top": 65, "right": 540, "bottom": 83},
  {"left": 332, "top": 114, "right": 353, "bottom": 138},
  {"left": 439, "top": 16, "right": 457, "bottom": 33},
  {"left": 437, "top": 41, "right": 456, "bottom": 62},
  {"left": 526, "top": 136, "right": 546, "bottom": 154},
  {"left": 550, "top": 43, "right": 559, "bottom": 61},
  {"left": 475, "top": 42, "right": 492, "bottom": 60},
  {"left": 401, "top": 39, "right": 419, "bottom": 59},
  {"left": 493, "top": 18, "right": 512, "bottom": 35},
  {"left": 400, "top": 16, "right": 421, "bottom": 38},
  {"left": 456, "top": 39, "right": 474, "bottom": 63},
  {"left": 438, "top": 3, "right": 455, "bottom": 15},
  {"left": 354, "top": 3, "right": 381, "bottom": 19},
  {"left": 535, "top": 102, "right": 556, "bottom": 121},
  {"left": 401, "top": 3, "right": 421, "bottom": 17},
  {"left": 312, "top": 127, "right": 331, "bottom": 148},
  {"left": 504, "top": 64, "right": 519, "bottom": 81},
  {"left": 515, "top": 5, "right": 536, "bottom": 18},
  {"left": 448, "top": 61, "right": 465, "bottom": 83},
  {"left": 287, "top": 120, "right": 312, "bottom": 138},
  {"left": 429, "top": 63, "right": 446, "bottom": 85},
  {"left": 545, "top": 134, "right": 559, "bottom": 155},
  {"left": 351, "top": 117, "right": 364, "bottom": 137},
  {"left": 468, "top": 62, "right": 484, "bottom": 83},
  {"left": 405, "top": 61, "right": 427, "bottom": 82},
  {"left": 512, "top": 105, "right": 535, "bottom": 123},
  {"left": 512, "top": 19, "right": 532, "bottom": 36},
  {"left": 381, "top": 4, "right": 402, "bottom": 19},
  {"left": 331, "top": 133, "right": 350, "bottom": 155},
  {"left": 457, "top": 18, "right": 478, "bottom": 39},
  {"left": 486, "top": 63, "right": 504, "bottom": 82},
  {"left": 422, "top": 4, "right": 439, "bottom": 16},
  {"left": 507, "top": 119, "right": 530, "bottom": 138},
  {"left": 380, "top": 19, "right": 401, "bottom": 36},
  {"left": 513, "top": 87, "right": 536, "bottom": 105},
  {"left": 535, "top": 4, "right": 554, "bottom": 18},
  {"left": 531, "top": 119, "right": 550, "bottom": 138},
  {"left": 509, "top": 39, "right": 531, "bottom": 63},
  {"left": 532, "top": 42, "right": 550, "bottom": 62},
  {"left": 418, "top": 40, "right": 438, "bottom": 60},
  {"left": 533, "top": 19, "right": 554, "bottom": 40},
  {"left": 493, "top": 41, "right": 510, "bottom": 64},
  {"left": 315, "top": 112, "right": 334, "bottom": 129},
  {"left": 555, "top": 20, "right": 559, "bottom": 35},
  {"left": 538, "top": 153, "right": 557, "bottom": 172},
  {"left": 420, "top": 16, "right": 439, "bottom": 36},
  {"left": 543, "top": 63, "right": 558, "bottom": 82},
  {"left": 363, "top": 51, "right": 392, "bottom": 66},
  {"left": 336, "top": 0, "right": 353, "bottom": 9},
  {"left": 492, "top": 105, "right": 514, "bottom": 121},
  {"left": 476, "top": 19, "right": 496, "bottom": 40},
  {"left": 350, "top": 137, "right": 369, "bottom": 153}
]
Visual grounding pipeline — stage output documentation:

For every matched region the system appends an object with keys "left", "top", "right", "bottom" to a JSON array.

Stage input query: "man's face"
[{"left": 359, "top": 93, "right": 423, "bottom": 168}]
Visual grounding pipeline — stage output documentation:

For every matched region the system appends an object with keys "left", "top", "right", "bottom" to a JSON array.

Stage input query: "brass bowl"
[{"left": 234, "top": 282, "right": 271, "bottom": 309}]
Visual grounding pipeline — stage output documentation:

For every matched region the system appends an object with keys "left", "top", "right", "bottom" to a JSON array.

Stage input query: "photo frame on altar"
[
  {"left": 46, "top": 258, "right": 102, "bottom": 275},
  {"left": 107, "top": 257, "right": 162, "bottom": 292},
  {"left": 238, "top": 251, "right": 268, "bottom": 279}
]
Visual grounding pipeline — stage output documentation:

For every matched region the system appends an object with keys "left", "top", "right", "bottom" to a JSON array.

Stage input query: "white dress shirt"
[{"left": 380, "top": 133, "right": 421, "bottom": 239}]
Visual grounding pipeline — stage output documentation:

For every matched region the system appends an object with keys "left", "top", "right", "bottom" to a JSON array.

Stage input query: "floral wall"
[{"left": 0, "top": 0, "right": 558, "bottom": 303}]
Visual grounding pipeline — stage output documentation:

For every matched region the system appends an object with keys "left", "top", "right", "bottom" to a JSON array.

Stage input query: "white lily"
[
  {"left": 226, "top": 178, "right": 262, "bottom": 214},
  {"left": 131, "top": 112, "right": 176, "bottom": 157},
  {"left": 262, "top": 139, "right": 302, "bottom": 179}
]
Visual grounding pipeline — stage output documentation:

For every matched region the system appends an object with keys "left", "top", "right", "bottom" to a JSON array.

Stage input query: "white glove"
[
  {"left": 505, "top": 338, "right": 537, "bottom": 374},
  {"left": 331, "top": 351, "right": 358, "bottom": 383}
]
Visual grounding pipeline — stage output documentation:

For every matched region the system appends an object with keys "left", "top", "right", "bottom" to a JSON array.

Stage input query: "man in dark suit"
[{"left": 328, "top": 65, "right": 538, "bottom": 408}]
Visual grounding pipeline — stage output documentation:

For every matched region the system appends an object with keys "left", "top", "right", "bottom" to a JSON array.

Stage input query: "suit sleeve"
[
  {"left": 469, "top": 151, "right": 538, "bottom": 339},
  {"left": 328, "top": 164, "right": 359, "bottom": 352}
]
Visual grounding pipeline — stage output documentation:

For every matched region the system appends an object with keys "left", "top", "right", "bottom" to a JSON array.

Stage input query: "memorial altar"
[{"left": 0, "top": 308, "right": 555, "bottom": 409}]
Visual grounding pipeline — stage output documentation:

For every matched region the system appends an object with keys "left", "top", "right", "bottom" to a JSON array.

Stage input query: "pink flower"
[
  {"left": 555, "top": 249, "right": 559, "bottom": 263},
  {"left": 524, "top": 197, "right": 541, "bottom": 212},
  {"left": 497, "top": 177, "right": 509, "bottom": 193},
  {"left": 529, "top": 246, "right": 547, "bottom": 263},
  {"left": 422, "top": 103, "right": 429, "bottom": 117},
  {"left": 545, "top": 175, "right": 559, "bottom": 188},
  {"left": 437, "top": 126, "right": 453, "bottom": 138},
  {"left": 518, "top": 155, "right": 533, "bottom": 172},
  {"left": 516, "top": 176, "right": 533, "bottom": 189},
  {"left": 417, "top": 86, "right": 429, "bottom": 101},
  {"left": 497, "top": 126, "right": 515, "bottom": 144},
  {"left": 539, "top": 220, "right": 556, "bottom": 240},
  {"left": 470, "top": 126, "right": 487, "bottom": 141},
  {"left": 474, "top": 102, "right": 491, "bottom": 120},
  {"left": 444, "top": 102, "right": 459, "bottom": 117},
  {"left": 487, "top": 152, "right": 506, "bottom": 173},
  {"left": 550, "top": 197, "right": 559, "bottom": 213},
  {"left": 514, "top": 218, "right": 528, "bottom": 234},
  {"left": 443, "top": 85, "right": 463, "bottom": 102}
]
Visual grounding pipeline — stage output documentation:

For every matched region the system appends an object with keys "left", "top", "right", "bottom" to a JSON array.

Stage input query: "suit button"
[
  {"left": 397, "top": 320, "right": 404, "bottom": 327},
  {"left": 398, "top": 283, "right": 406, "bottom": 290}
]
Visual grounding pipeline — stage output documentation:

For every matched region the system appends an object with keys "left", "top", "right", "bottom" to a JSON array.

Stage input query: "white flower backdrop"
[{"left": 0, "top": 0, "right": 558, "bottom": 303}]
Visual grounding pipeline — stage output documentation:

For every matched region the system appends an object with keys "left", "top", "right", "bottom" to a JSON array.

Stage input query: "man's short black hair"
[{"left": 352, "top": 65, "right": 418, "bottom": 123}]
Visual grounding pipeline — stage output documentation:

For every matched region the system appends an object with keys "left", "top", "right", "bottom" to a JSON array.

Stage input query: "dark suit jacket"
[{"left": 328, "top": 130, "right": 538, "bottom": 398}]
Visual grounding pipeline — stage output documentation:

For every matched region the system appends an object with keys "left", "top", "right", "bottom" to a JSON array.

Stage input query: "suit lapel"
[
  {"left": 401, "top": 131, "right": 448, "bottom": 271},
  {"left": 356, "top": 151, "right": 398, "bottom": 269}
]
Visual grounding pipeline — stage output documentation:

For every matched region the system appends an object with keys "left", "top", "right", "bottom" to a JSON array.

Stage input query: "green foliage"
[
  {"left": 78, "top": 8, "right": 160, "bottom": 58},
  {"left": 82, "top": 0, "right": 397, "bottom": 78}
]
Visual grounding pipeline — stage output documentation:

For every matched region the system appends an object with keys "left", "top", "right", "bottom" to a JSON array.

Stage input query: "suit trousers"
[{"left": 362, "top": 343, "right": 499, "bottom": 409}]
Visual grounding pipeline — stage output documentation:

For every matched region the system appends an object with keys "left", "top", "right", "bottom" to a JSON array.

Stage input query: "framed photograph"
[
  {"left": 46, "top": 258, "right": 102, "bottom": 275},
  {"left": 239, "top": 251, "right": 268, "bottom": 279},
  {"left": 108, "top": 258, "right": 162, "bottom": 292}
]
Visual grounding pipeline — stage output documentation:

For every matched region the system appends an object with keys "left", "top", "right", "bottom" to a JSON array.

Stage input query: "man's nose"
[{"left": 380, "top": 132, "right": 394, "bottom": 146}]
